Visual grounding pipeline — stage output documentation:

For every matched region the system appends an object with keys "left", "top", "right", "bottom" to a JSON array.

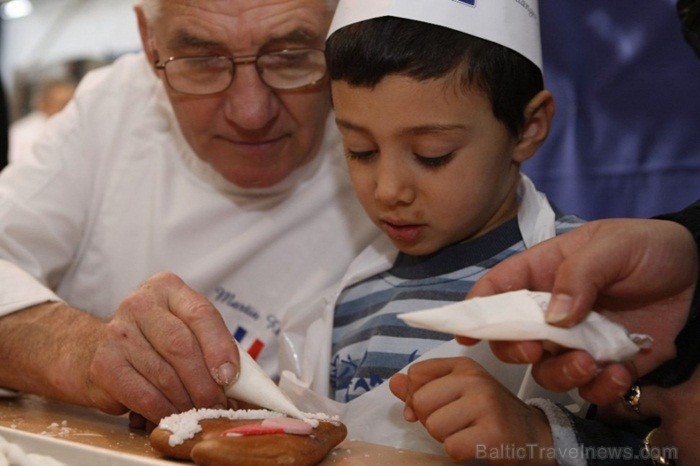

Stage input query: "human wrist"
[
  {"left": 45, "top": 303, "right": 106, "bottom": 405},
  {"left": 528, "top": 405, "right": 557, "bottom": 466},
  {"left": 526, "top": 398, "right": 586, "bottom": 466},
  {"left": 654, "top": 202, "right": 700, "bottom": 323},
  {"left": 646, "top": 203, "right": 700, "bottom": 386}
]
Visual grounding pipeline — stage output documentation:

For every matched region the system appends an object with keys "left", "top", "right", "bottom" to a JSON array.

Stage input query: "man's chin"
[{"left": 217, "top": 166, "right": 289, "bottom": 189}]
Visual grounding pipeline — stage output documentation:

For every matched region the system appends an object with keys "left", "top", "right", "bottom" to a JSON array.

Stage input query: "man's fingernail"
[
  {"left": 509, "top": 344, "right": 530, "bottom": 363},
  {"left": 612, "top": 375, "right": 629, "bottom": 396},
  {"left": 545, "top": 294, "right": 574, "bottom": 324},
  {"left": 572, "top": 358, "right": 594, "bottom": 378},
  {"left": 213, "top": 362, "right": 237, "bottom": 386}
]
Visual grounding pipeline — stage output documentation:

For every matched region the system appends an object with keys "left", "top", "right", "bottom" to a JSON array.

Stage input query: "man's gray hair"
[
  {"left": 137, "top": 0, "right": 161, "bottom": 24},
  {"left": 136, "top": 0, "right": 338, "bottom": 25}
]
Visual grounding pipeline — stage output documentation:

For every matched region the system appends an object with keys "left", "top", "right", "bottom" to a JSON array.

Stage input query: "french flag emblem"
[{"left": 233, "top": 326, "right": 265, "bottom": 360}]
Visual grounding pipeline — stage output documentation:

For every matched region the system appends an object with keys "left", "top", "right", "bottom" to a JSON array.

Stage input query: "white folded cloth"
[{"left": 398, "top": 290, "right": 652, "bottom": 362}]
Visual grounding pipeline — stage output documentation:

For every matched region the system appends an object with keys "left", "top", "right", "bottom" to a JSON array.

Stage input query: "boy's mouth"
[{"left": 380, "top": 220, "right": 426, "bottom": 245}]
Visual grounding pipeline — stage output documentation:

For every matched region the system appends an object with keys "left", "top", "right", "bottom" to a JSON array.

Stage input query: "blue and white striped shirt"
[{"left": 331, "top": 214, "right": 584, "bottom": 403}]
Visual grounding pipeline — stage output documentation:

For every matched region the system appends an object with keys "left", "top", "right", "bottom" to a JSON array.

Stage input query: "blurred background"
[
  {"left": 0, "top": 0, "right": 699, "bottom": 220},
  {"left": 1, "top": 0, "right": 139, "bottom": 118}
]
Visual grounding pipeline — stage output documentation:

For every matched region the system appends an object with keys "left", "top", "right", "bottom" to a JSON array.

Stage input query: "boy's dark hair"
[{"left": 326, "top": 17, "right": 544, "bottom": 136}]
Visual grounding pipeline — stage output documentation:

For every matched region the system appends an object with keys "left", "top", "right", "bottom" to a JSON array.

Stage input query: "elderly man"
[{"left": 0, "top": 0, "right": 377, "bottom": 425}]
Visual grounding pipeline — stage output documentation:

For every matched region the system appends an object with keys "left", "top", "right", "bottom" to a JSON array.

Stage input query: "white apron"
[{"left": 277, "top": 174, "right": 584, "bottom": 454}]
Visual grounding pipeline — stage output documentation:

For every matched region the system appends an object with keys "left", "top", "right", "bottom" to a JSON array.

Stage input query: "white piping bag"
[
  {"left": 225, "top": 344, "right": 307, "bottom": 420},
  {"left": 398, "top": 290, "right": 652, "bottom": 362}
]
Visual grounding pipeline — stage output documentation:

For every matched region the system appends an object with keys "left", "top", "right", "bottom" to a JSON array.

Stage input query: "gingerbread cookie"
[{"left": 150, "top": 408, "right": 346, "bottom": 466}]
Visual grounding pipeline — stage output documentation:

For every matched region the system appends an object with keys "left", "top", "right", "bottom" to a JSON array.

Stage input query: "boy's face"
[{"left": 332, "top": 75, "right": 522, "bottom": 256}]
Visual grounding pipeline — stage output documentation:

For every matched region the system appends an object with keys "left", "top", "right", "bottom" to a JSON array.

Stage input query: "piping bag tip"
[{"left": 224, "top": 344, "right": 307, "bottom": 421}]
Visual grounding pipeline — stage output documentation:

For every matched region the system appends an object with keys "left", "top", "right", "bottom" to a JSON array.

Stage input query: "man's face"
[{"left": 143, "top": 0, "right": 332, "bottom": 188}]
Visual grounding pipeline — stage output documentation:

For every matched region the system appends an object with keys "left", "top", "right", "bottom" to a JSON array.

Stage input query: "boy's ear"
[{"left": 512, "top": 90, "right": 555, "bottom": 163}]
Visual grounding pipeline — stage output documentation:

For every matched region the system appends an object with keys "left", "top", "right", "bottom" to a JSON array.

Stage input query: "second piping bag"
[{"left": 398, "top": 290, "right": 653, "bottom": 362}]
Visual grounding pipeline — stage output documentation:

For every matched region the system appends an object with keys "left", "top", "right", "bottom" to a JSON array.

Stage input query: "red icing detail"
[
  {"left": 221, "top": 424, "right": 285, "bottom": 437},
  {"left": 261, "top": 418, "right": 313, "bottom": 435}
]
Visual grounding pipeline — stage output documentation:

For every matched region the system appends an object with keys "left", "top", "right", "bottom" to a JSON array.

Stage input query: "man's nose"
[{"left": 222, "top": 63, "right": 280, "bottom": 130}]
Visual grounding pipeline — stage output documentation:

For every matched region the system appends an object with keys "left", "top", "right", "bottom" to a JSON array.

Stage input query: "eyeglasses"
[{"left": 154, "top": 48, "right": 327, "bottom": 95}]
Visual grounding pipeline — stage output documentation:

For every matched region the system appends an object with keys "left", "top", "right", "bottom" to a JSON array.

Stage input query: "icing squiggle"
[{"left": 159, "top": 408, "right": 337, "bottom": 447}]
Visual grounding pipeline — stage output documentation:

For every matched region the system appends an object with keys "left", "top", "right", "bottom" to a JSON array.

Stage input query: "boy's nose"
[{"left": 373, "top": 157, "right": 415, "bottom": 206}]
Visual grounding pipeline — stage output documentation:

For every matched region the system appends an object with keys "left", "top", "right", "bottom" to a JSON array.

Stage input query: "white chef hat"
[{"left": 327, "top": 0, "right": 542, "bottom": 71}]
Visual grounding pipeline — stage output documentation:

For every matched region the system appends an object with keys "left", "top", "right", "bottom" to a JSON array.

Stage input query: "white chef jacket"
[
  {"left": 8, "top": 111, "right": 48, "bottom": 165},
  {"left": 0, "top": 53, "right": 379, "bottom": 376}
]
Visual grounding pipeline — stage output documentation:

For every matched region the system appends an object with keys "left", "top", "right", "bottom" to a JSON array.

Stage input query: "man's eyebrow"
[
  {"left": 264, "top": 28, "right": 320, "bottom": 48},
  {"left": 165, "top": 28, "right": 321, "bottom": 53},
  {"left": 166, "top": 31, "right": 224, "bottom": 51}
]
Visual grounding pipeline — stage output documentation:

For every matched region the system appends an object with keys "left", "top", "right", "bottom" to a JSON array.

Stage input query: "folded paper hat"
[{"left": 328, "top": 0, "right": 543, "bottom": 71}]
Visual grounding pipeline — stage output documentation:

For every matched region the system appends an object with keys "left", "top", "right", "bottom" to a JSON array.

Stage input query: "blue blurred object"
[{"left": 523, "top": 0, "right": 700, "bottom": 219}]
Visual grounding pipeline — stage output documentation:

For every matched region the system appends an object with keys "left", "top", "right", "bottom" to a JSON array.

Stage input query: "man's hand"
[
  {"left": 0, "top": 272, "right": 240, "bottom": 424},
  {"left": 87, "top": 272, "right": 241, "bottom": 423},
  {"left": 463, "top": 218, "right": 697, "bottom": 405},
  {"left": 596, "top": 363, "right": 700, "bottom": 466}
]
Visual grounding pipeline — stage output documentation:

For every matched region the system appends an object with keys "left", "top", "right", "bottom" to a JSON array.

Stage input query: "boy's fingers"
[
  {"left": 388, "top": 373, "right": 408, "bottom": 401},
  {"left": 389, "top": 373, "right": 418, "bottom": 422}
]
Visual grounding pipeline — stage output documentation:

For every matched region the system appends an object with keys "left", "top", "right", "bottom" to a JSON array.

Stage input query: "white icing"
[
  {"left": 0, "top": 434, "right": 67, "bottom": 466},
  {"left": 159, "top": 408, "right": 339, "bottom": 447}
]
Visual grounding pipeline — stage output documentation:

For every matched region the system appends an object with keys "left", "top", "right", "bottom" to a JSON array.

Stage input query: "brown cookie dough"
[{"left": 151, "top": 417, "right": 346, "bottom": 466}]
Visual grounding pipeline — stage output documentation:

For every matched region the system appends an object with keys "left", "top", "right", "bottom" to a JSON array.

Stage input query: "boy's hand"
[{"left": 389, "top": 357, "right": 554, "bottom": 465}]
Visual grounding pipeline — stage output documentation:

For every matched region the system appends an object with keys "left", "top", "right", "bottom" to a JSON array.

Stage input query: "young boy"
[
  {"left": 325, "top": 8, "right": 568, "bottom": 404},
  {"left": 279, "top": 1, "right": 644, "bottom": 463},
  {"left": 321, "top": 0, "right": 585, "bottom": 460}
]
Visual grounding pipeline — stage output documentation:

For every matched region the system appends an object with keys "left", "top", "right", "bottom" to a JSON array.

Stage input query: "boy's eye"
[
  {"left": 415, "top": 152, "right": 455, "bottom": 168},
  {"left": 345, "top": 149, "right": 376, "bottom": 161}
]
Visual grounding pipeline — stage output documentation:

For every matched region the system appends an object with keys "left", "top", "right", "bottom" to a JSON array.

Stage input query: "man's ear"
[
  {"left": 134, "top": 5, "right": 158, "bottom": 73},
  {"left": 512, "top": 90, "right": 555, "bottom": 163}
]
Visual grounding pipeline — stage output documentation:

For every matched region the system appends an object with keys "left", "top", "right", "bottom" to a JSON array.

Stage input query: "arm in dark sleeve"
[
  {"left": 567, "top": 411, "right": 648, "bottom": 466},
  {"left": 529, "top": 398, "right": 648, "bottom": 466}
]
